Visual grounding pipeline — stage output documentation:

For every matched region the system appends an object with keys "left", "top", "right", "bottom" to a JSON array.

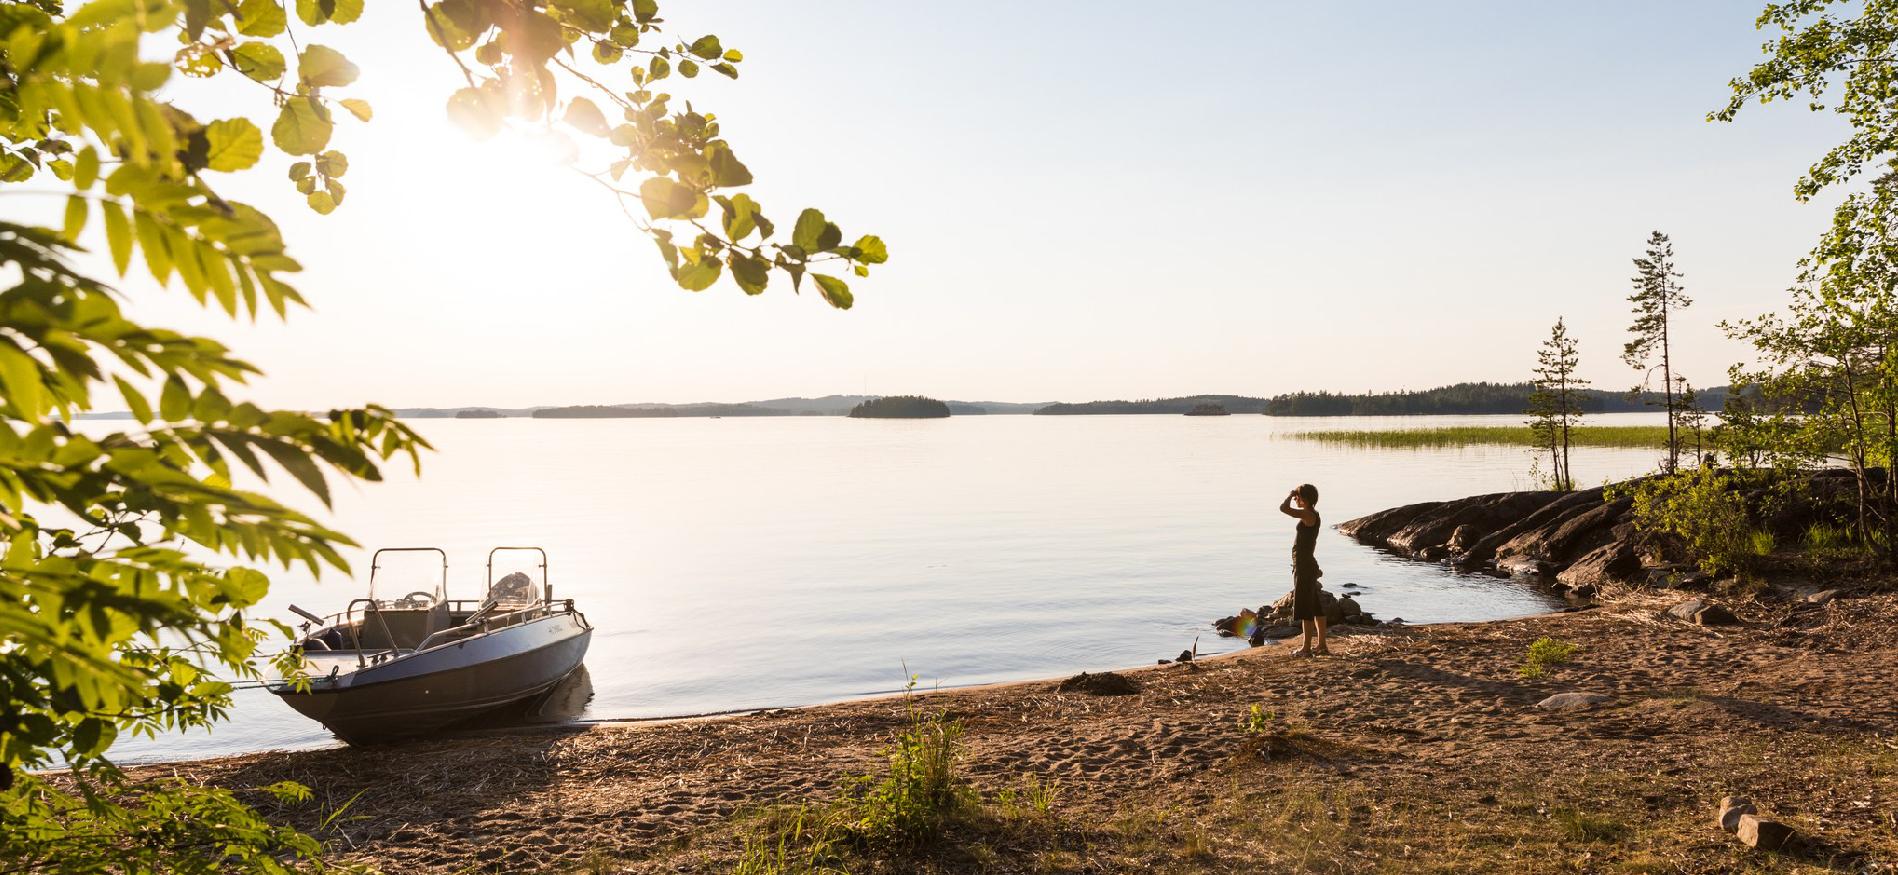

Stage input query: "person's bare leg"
[
  {"left": 1299, "top": 619, "right": 1315, "bottom": 656},
  {"left": 1314, "top": 617, "right": 1331, "bottom": 655}
]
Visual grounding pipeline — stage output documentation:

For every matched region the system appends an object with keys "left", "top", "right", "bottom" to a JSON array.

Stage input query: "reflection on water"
[
  {"left": 448, "top": 664, "right": 597, "bottom": 736},
  {"left": 107, "top": 413, "right": 1666, "bottom": 762}
]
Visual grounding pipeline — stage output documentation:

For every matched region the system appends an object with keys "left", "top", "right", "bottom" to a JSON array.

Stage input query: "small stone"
[
  {"left": 1665, "top": 598, "right": 1707, "bottom": 621},
  {"left": 1736, "top": 813, "right": 1794, "bottom": 850},
  {"left": 1176, "top": 649, "right": 1194, "bottom": 663},
  {"left": 1717, "top": 796, "right": 1756, "bottom": 832},
  {"left": 1695, "top": 603, "right": 1739, "bottom": 626},
  {"left": 1535, "top": 692, "right": 1614, "bottom": 711},
  {"left": 1805, "top": 588, "right": 1841, "bottom": 606}
]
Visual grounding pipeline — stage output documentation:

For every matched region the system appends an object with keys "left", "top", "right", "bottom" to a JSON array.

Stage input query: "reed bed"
[{"left": 1288, "top": 425, "right": 1671, "bottom": 449}]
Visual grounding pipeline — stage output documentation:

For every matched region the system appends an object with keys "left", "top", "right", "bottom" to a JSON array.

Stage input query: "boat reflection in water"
[{"left": 268, "top": 547, "right": 593, "bottom": 745}]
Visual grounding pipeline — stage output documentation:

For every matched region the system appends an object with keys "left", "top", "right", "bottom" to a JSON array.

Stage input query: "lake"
[{"left": 113, "top": 412, "right": 1667, "bottom": 762}]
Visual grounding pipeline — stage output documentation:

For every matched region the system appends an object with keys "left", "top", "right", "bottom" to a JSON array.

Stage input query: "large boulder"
[
  {"left": 1555, "top": 540, "right": 1643, "bottom": 591},
  {"left": 1717, "top": 797, "right": 1757, "bottom": 833}
]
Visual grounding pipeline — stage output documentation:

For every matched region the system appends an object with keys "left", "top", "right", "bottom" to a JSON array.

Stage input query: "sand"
[{"left": 132, "top": 589, "right": 1898, "bottom": 873}]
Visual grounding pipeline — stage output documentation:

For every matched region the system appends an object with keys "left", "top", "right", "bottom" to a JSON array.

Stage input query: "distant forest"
[
  {"left": 531, "top": 403, "right": 809, "bottom": 418},
  {"left": 1262, "top": 382, "right": 1730, "bottom": 416},
  {"left": 1035, "top": 395, "right": 1269, "bottom": 415},
  {"left": 848, "top": 395, "right": 952, "bottom": 418}
]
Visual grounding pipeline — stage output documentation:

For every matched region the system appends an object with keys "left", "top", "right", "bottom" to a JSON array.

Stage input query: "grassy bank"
[{"left": 1290, "top": 424, "right": 1671, "bottom": 449}]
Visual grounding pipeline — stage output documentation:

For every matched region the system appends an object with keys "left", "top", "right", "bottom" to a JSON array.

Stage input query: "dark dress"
[{"left": 1291, "top": 511, "right": 1323, "bottom": 621}]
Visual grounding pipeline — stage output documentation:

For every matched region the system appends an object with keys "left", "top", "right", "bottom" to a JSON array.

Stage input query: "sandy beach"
[{"left": 126, "top": 588, "right": 1898, "bottom": 873}]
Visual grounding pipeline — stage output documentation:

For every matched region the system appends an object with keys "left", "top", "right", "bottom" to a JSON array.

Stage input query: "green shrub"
[
  {"left": 1238, "top": 704, "right": 1275, "bottom": 737},
  {"left": 1620, "top": 468, "right": 1764, "bottom": 577},
  {"left": 1518, "top": 638, "right": 1581, "bottom": 680}
]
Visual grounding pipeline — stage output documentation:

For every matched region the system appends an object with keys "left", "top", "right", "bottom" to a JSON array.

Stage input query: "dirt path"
[{"left": 142, "top": 592, "right": 1898, "bottom": 873}]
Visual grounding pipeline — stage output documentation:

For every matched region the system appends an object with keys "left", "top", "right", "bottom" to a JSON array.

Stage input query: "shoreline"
[{"left": 118, "top": 588, "right": 1898, "bottom": 872}]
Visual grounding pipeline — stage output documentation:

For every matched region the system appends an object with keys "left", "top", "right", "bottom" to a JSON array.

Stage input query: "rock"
[
  {"left": 1176, "top": 649, "right": 1194, "bottom": 663},
  {"left": 1057, "top": 671, "right": 1141, "bottom": 696},
  {"left": 1736, "top": 813, "right": 1794, "bottom": 850},
  {"left": 1499, "top": 556, "right": 1553, "bottom": 577},
  {"left": 1556, "top": 540, "right": 1642, "bottom": 591},
  {"left": 1213, "top": 608, "right": 1256, "bottom": 637},
  {"left": 1717, "top": 796, "right": 1757, "bottom": 832},
  {"left": 1535, "top": 692, "right": 1614, "bottom": 711},
  {"left": 1337, "top": 596, "right": 1362, "bottom": 619},
  {"left": 1447, "top": 523, "right": 1484, "bottom": 552},
  {"left": 1666, "top": 598, "right": 1707, "bottom": 621},
  {"left": 1805, "top": 588, "right": 1841, "bottom": 606},
  {"left": 1253, "top": 624, "right": 1299, "bottom": 641},
  {"left": 1568, "top": 583, "right": 1599, "bottom": 599},
  {"left": 1696, "top": 603, "right": 1739, "bottom": 625}
]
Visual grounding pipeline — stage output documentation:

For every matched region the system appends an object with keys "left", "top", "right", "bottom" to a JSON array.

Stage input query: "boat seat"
[{"left": 356, "top": 601, "right": 450, "bottom": 650}]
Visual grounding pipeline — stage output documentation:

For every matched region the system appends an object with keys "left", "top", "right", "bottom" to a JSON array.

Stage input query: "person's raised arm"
[{"left": 1278, "top": 490, "right": 1301, "bottom": 519}]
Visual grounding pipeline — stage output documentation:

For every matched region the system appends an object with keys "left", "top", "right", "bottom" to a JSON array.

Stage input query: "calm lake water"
[{"left": 112, "top": 413, "right": 1666, "bottom": 762}]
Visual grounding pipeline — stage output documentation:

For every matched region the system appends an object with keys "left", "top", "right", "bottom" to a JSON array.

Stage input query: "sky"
[{"left": 55, "top": 1, "right": 1860, "bottom": 407}]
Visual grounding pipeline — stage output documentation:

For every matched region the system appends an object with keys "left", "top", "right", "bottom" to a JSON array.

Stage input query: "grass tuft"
[{"left": 1518, "top": 637, "right": 1582, "bottom": 680}]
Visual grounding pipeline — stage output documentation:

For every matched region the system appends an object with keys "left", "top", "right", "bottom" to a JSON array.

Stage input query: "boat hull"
[{"left": 270, "top": 613, "right": 591, "bottom": 744}]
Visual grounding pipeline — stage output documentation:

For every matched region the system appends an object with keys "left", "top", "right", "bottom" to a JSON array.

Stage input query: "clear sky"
[{"left": 75, "top": 1, "right": 1854, "bottom": 408}]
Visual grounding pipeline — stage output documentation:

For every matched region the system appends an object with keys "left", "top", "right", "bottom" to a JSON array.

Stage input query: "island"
[
  {"left": 1184, "top": 403, "right": 1230, "bottom": 416},
  {"left": 846, "top": 395, "right": 952, "bottom": 418},
  {"left": 453, "top": 408, "right": 504, "bottom": 419}
]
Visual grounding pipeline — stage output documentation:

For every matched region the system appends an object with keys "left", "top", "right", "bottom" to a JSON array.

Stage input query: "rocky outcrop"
[{"left": 1339, "top": 485, "right": 1647, "bottom": 590}]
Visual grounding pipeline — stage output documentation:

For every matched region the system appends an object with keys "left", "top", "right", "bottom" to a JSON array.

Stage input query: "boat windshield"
[{"left": 482, "top": 571, "right": 541, "bottom": 612}]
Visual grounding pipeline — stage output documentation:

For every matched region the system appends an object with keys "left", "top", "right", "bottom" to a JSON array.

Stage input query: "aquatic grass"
[{"left": 1288, "top": 425, "right": 1671, "bottom": 450}]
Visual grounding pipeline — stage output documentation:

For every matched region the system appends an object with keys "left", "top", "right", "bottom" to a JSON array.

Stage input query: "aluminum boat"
[{"left": 268, "top": 547, "right": 592, "bottom": 744}]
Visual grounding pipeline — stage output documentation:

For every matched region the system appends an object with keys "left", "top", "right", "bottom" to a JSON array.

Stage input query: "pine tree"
[
  {"left": 1624, "top": 231, "right": 1692, "bottom": 472},
  {"left": 1529, "top": 317, "right": 1589, "bottom": 490}
]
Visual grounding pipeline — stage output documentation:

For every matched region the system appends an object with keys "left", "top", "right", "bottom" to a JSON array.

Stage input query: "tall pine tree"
[
  {"left": 1624, "top": 231, "right": 1692, "bottom": 472},
  {"left": 1529, "top": 317, "right": 1589, "bottom": 490}
]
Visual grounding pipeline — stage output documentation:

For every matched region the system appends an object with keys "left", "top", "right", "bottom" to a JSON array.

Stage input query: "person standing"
[{"left": 1279, "top": 483, "right": 1328, "bottom": 657}]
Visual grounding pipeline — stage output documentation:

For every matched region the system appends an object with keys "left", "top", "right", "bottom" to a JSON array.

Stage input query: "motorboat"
[{"left": 268, "top": 547, "right": 592, "bottom": 744}]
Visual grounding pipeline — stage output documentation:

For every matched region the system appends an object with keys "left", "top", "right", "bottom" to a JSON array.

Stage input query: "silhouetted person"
[{"left": 1279, "top": 483, "right": 1327, "bottom": 656}]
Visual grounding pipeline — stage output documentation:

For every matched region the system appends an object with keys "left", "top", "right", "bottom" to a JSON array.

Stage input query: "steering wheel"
[{"left": 397, "top": 590, "right": 438, "bottom": 608}]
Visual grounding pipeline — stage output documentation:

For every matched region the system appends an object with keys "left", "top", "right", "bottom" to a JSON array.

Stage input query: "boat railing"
[{"left": 409, "top": 598, "right": 583, "bottom": 653}]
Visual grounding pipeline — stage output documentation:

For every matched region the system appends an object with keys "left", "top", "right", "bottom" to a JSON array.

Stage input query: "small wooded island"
[
  {"left": 846, "top": 395, "right": 952, "bottom": 418},
  {"left": 1184, "top": 403, "right": 1230, "bottom": 416}
]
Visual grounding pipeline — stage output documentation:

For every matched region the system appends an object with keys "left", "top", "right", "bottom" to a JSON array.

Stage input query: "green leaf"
[
  {"left": 62, "top": 195, "right": 87, "bottom": 243},
  {"left": 101, "top": 200, "right": 132, "bottom": 275},
  {"left": 562, "top": 97, "right": 609, "bottom": 136},
  {"left": 115, "top": 377, "right": 153, "bottom": 423},
  {"left": 297, "top": 0, "right": 363, "bottom": 26},
  {"left": 256, "top": 437, "right": 333, "bottom": 505},
  {"left": 673, "top": 258, "right": 722, "bottom": 291},
  {"left": 678, "top": 59, "right": 699, "bottom": 78},
  {"left": 306, "top": 190, "right": 337, "bottom": 214},
  {"left": 853, "top": 234, "right": 888, "bottom": 264},
  {"left": 159, "top": 375, "right": 190, "bottom": 421},
  {"left": 271, "top": 97, "right": 333, "bottom": 155},
  {"left": 446, "top": 87, "right": 503, "bottom": 139},
  {"left": 0, "top": 342, "right": 44, "bottom": 418},
  {"left": 730, "top": 253, "right": 769, "bottom": 295},
  {"left": 707, "top": 143, "right": 752, "bottom": 187},
  {"left": 297, "top": 45, "right": 359, "bottom": 88},
  {"left": 792, "top": 208, "right": 827, "bottom": 251},
  {"left": 689, "top": 35, "right": 722, "bottom": 59},
  {"left": 639, "top": 177, "right": 703, "bottom": 220},
  {"left": 816, "top": 221, "right": 842, "bottom": 252},
  {"left": 339, "top": 98, "right": 373, "bottom": 122},
  {"left": 205, "top": 119, "right": 264, "bottom": 172},
  {"left": 813, "top": 274, "right": 853, "bottom": 310},
  {"left": 73, "top": 147, "right": 98, "bottom": 190},
  {"left": 289, "top": 161, "right": 312, "bottom": 181},
  {"left": 230, "top": 42, "right": 285, "bottom": 82},
  {"left": 315, "top": 150, "right": 348, "bottom": 177},
  {"left": 711, "top": 63, "right": 738, "bottom": 79},
  {"left": 721, "top": 192, "right": 758, "bottom": 240},
  {"left": 236, "top": 0, "right": 287, "bottom": 36}
]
